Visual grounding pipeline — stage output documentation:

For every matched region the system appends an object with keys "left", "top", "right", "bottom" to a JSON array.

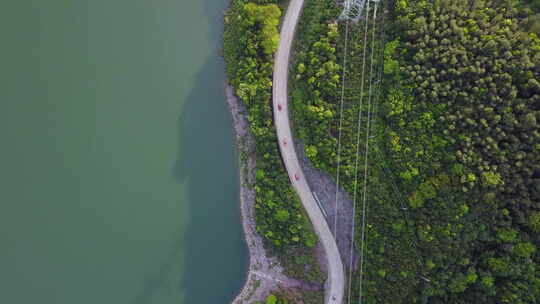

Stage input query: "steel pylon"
[
  {"left": 339, "top": 0, "right": 366, "bottom": 23},
  {"left": 339, "top": 0, "right": 380, "bottom": 23}
]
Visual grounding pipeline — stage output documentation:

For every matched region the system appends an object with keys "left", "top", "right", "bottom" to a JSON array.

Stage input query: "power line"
[
  {"left": 353, "top": 3, "right": 386, "bottom": 303},
  {"left": 346, "top": 0, "right": 372, "bottom": 302},
  {"left": 366, "top": 1, "right": 425, "bottom": 271},
  {"left": 332, "top": 17, "right": 351, "bottom": 238},
  {"left": 369, "top": 4, "right": 386, "bottom": 139},
  {"left": 365, "top": 3, "right": 424, "bottom": 264},
  {"left": 358, "top": 2, "right": 378, "bottom": 303}
]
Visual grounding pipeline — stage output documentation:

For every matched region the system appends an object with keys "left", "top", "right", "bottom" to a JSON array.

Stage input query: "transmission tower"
[
  {"left": 339, "top": 0, "right": 366, "bottom": 23},
  {"left": 339, "top": 0, "right": 381, "bottom": 23}
]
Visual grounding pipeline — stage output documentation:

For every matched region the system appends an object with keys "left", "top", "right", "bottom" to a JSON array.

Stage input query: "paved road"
[{"left": 272, "top": 0, "right": 345, "bottom": 303}]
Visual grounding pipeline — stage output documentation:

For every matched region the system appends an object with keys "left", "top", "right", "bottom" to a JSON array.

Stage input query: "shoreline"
[{"left": 225, "top": 82, "right": 295, "bottom": 303}]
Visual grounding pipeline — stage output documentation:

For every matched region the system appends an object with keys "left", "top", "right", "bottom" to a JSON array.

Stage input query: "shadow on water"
[
  {"left": 129, "top": 0, "right": 247, "bottom": 303},
  {"left": 173, "top": 55, "right": 247, "bottom": 304}
]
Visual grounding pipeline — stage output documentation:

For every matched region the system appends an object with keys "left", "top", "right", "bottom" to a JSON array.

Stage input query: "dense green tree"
[{"left": 289, "top": 0, "right": 540, "bottom": 302}]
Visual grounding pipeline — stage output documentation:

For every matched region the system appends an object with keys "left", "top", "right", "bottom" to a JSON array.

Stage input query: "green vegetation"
[
  {"left": 519, "top": 0, "right": 540, "bottom": 34},
  {"left": 281, "top": 247, "right": 325, "bottom": 283},
  {"left": 375, "top": 1, "right": 540, "bottom": 301},
  {"left": 290, "top": 0, "right": 540, "bottom": 303},
  {"left": 255, "top": 290, "right": 323, "bottom": 304},
  {"left": 225, "top": 0, "right": 540, "bottom": 302},
  {"left": 224, "top": 0, "right": 313, "bottom": 250},
  {"left": 525, "top": 0, "right": 540, "bottom": 11},
  {"left": 290, "top": 1, "right": 422, "bottom": 302},
  {"left": 259, "top": 293, "right": 287, "bottom": 304},
  {"left": 223, "top": 0, "right": 322, "bottom": 281}
]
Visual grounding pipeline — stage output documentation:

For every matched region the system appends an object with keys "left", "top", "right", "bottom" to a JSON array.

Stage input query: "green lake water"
[{"left": 0, "top": 0, "right": 247, "bottom": 303}]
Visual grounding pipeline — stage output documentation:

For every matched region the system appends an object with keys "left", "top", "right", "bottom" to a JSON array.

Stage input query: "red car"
[
  {"left": 294, "top": 173, "right": 300, "bottom": 181},
  {"left": 282, "top": 139, "right": 287, "bottom": 146},
  {"left": 277, "top": 104, "right": 282, "bottom": 111}
]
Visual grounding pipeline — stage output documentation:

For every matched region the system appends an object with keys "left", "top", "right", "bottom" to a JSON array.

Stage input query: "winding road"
[{"left": 272, "top": 0, "right": 345, "bottom": 303}]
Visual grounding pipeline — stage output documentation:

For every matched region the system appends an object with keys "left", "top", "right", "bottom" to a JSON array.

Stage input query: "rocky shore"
[{"left": 225, "top": 84, "right": 295, "bottom": 304}]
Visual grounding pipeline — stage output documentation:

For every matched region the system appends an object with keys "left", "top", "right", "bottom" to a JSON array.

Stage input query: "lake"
[{"left": 0, "top": 0, "right": 247, "bottom": 303}]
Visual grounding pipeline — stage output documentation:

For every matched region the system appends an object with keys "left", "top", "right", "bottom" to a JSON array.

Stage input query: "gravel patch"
[{"left": 295, "top": 139, "right": 358, "bottom": 272}]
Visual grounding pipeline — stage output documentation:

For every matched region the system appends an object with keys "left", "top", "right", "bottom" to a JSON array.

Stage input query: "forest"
[
  {"left": 291, "top": 0, "right": 540, "bottom": 302},
  {"left": 377, "top": 1, "right": 540, "bottom": 302},
  {"left": 225, "top": 0, "right": 539, "bottom": 302}
]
